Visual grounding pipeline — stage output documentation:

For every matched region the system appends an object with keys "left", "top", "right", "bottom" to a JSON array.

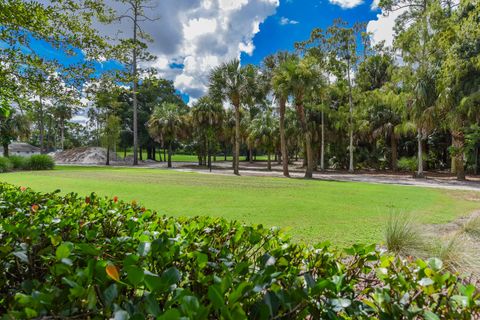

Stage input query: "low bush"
[
  {"left": 397, "top": 156, "right": 418, "bottom": 172},
  {"left": 23, "top": 154, "right": 55, "bottom": 170},
  {"left": 0, "top": 157, "right": 13, "bottom": 173},
  {"left": 0, "top": 183, "right": 479, "bottom": 319},
  {"left": 7, "top": 155, "right": 26, "bottom": 169}
]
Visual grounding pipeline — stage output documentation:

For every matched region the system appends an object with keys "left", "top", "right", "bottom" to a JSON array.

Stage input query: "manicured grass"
[{"left": 1, "top": 166, "right": 479, "bottom": 246}]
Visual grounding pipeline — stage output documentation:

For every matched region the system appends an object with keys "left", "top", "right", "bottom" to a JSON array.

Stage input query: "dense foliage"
[
  {"left": 0, "top": 183, "right": 478, "bottom": 319},
  {"left": 0, "top": 155, "right": 54, "bottom": 172},
  {"left": 24, "top": 154, "right": 55, "bottom": 170}
]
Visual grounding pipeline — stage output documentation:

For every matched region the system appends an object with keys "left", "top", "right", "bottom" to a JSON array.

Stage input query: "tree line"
[{"left": 1, "top": 0, "right": 479, "bottom": 181}]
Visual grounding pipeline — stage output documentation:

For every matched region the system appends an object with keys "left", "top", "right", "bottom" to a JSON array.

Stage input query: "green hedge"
[
  {"left": 0, "top": 157, "right": 13, "bottom": 173},
  {"left": 23, "top": 154, "right": 55, "bottom": 170},
  {"left": 7, "top": 155, "right": 26, "bottom": 169},
  {"left": 0, "top": 155, "right": 54, "bottom": 172},
  {"left": 0, "top": 183, "right": 478, "bottom": 319}
]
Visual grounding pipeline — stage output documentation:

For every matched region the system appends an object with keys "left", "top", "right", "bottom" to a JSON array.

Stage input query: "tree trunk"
[
  {"left": 106, "top": 145, "right": 110, "bottom": 166},
  {"left": 267, "top": 152, "right": 271, "bottom": 171},
  {"left": 146, "top": 145, "right": 152, "bottom": 160},
  {"left": 3, "top": 143, "right": 9, "bottom": 157},
  {"left": 152, "top": 146, "right": 156, "bottom": 161},
  {"left": 296, "top": 102, "right": 313, "bottom": 179},
  {"left": 249, "top": 148, "right": 253, "bottom": 164},
  {"left": 60, "top": 117, "right": 65, "bottom": 150},
  {"left": 204, "top": 136, "right": 208, "bottom": 166},
  {"left": 139, "top": 146, "right": 143, "bottom": 161},
  {"left": 207, "top": 140, "right": 212, "bottom": 172},
  {"left": 39, "top": 96, "right": 45, "bottom": 154},
  {"left": 474, "top": 145, "right": 479, "bottom": 175},
  {"left": 452, "top": 131, "right": 466, "bottom": 181},
  {"left": 279, "top": 98, "right": 290, "bottom": 177},
  {"left": 391, "top": 133, "right": 398, "bottom": 171},
  {"left": 132, "top": 4, "right": 139, "bottom": 166},
  {"left": 233, "top": 103, "right": 240, "bottom": 175},
  {"left": 164, "top": 148, "right": 166, "bottom": 163},
  {"left": 124, "top": 147, "right": 127, "bottom": 159},
  {"left": 416, "top": 128, "right": 425, "bottom": 178},
  {"left": 320, "top": 110, "right": 325, "bottom": 171},
  {"left": 168, "top": 143, "right": 172, "bottom": 168},
  {"left": 347, "top": 55, "right": 354, "bottom": 173}
]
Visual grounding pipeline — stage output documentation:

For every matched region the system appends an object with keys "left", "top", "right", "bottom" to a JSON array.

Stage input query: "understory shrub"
[
  {"left": 397, "top": 156, "right": 418, "bottom": 172},
  {"left": 0, "top": 157, "right": 12, "bottom": 173},
  {"left": 23, "top": 154, "right": 55, "bottom": 170},
  {"left": 0, "top": 183, "right": 479, "bottom": 319},
  {"left": 7, "top": 155, "right": 26, "bottom": 170}
]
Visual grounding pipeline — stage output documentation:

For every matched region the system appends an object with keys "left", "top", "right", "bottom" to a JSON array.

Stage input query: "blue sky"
[
  {"left": 241, "top": 0, "right": 380, "bottom": 65},
  {"left": 27, "top": 0, "right": 391, "bottom": 105}
]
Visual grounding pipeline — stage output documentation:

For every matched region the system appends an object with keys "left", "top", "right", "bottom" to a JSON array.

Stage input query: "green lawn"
[{"left": 1, "top": 166, "right": 478, "bottom": 246}]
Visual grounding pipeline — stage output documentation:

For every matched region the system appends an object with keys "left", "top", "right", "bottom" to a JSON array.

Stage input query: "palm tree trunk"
[
  {"left": 347, "top": 56, "right": 354, "bottom": 173},
  {"left": 60, "top": 117, "right": 65, "bottom": 150},
  {"left": 132, "top": 4, "right": 139, "bottom": 166},
  {"left": 416, "top": 128, "right": 424, "bottom": 178},
  {"left": 234, "top": 103, "right": 240, "bottom": 175},
  {"left": 2, "top": 143, "right": 9, "bottom": 157},
  {"left": 267, "top": 152, "right": 271, "bottom": 171},
  {"left": 249, "top": 147, "right": 253, "bottom": 164},
  {"left": 452, "top": 131, "right": 466, "bottom": 180},
  {"left": 391, "top": 133, "right": 398, "bottom": 171},
  {"left": 296, "top": 102, "right": 314, "bottom": 179},
  {"left": 204, "top": 136, "right": 208, "bottom": 166},
  {"left": 320, "top": 110, "right": 325, "bottom": 171},
  {"left": 279, "top": 98, "right": 290, "bottom": 177},
  {"left": 474, "top": 145, "right": 479, "bottom": 175},
  {"left": 168, "top": 143, "right": 172, "bottom": 168},
  {"left": 207, "top": 140, "right": 212, "bottom": 172},
  {"left": 106, "top": 145, "right": 110, "bottom": 166},
  {"left": 39, "top": 96, "right": 45, "bottom": 154}
]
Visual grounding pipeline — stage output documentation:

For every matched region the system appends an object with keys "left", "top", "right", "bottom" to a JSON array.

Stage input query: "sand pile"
[{"left": 54, "top": 147, "right": 118, "bottom": 164}]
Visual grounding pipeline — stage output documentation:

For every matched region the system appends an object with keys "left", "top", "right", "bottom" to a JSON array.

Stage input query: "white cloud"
[
  {"left": 367, "top": 9, "right": 404, "bottom": 47},
  {"left": 279, "top": 17, "right": 299, "bottom": 25},
  {"left": 328, "top": 0, "right": 363, "bottom": 9},
  {"left": 100, "top": 0, "right": 279, "bottom": 100}
]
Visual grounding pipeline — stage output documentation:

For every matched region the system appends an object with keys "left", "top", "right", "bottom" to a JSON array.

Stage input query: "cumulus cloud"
[
  {"left": 328, "top": 0, "right": 363, "bottom": 9},
  {"left": 367, "top": 8, "right": 404, "bottom": 47},
  {"left": 279, "top": 17, "right": 299, "bottom": 25},
  {"left": 100, "top": 0, "right": 279, "bottom": 100}
]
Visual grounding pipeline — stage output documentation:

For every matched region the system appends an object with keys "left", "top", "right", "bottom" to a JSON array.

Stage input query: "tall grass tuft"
[
  {"left": 462, "top": 215, "right": 480, "bottom": 239},
  {"left": 384, "top": 212, "right": 423, "bottom": 256}
]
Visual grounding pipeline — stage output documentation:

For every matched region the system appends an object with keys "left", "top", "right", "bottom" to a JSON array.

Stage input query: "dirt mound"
[{"left": 54, "top": 147, "right": 117, "bottom": 164}]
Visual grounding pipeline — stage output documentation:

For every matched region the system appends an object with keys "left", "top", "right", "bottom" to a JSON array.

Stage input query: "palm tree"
[
  {"left": 0, "top": 110, "right": 30, "bottom": 157},
  {"left": 147, "top": 102, "right": 186, "bottom": 168},
  {"left": 248, "top": 108, "right": 277, "bottom": 170},
  {"left": 409, "top": 68, "right": 437, "bottom": 177},
  {"left": 209, "top": 59, "right": 251, "bottom": 175},
  {"left": 191, "top": 96, "right": 225, "bottom": 171},
  {"left": 273, "top": 55, "right": 320, "bottom": 178},
  {"left": 266, "top": 52, "right": 296, "bottom": 177}
]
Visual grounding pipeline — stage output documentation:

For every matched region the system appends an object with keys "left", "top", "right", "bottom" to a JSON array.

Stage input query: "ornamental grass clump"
[{"left": 0, "top": 182, "right": 479, "bottom": 319}]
